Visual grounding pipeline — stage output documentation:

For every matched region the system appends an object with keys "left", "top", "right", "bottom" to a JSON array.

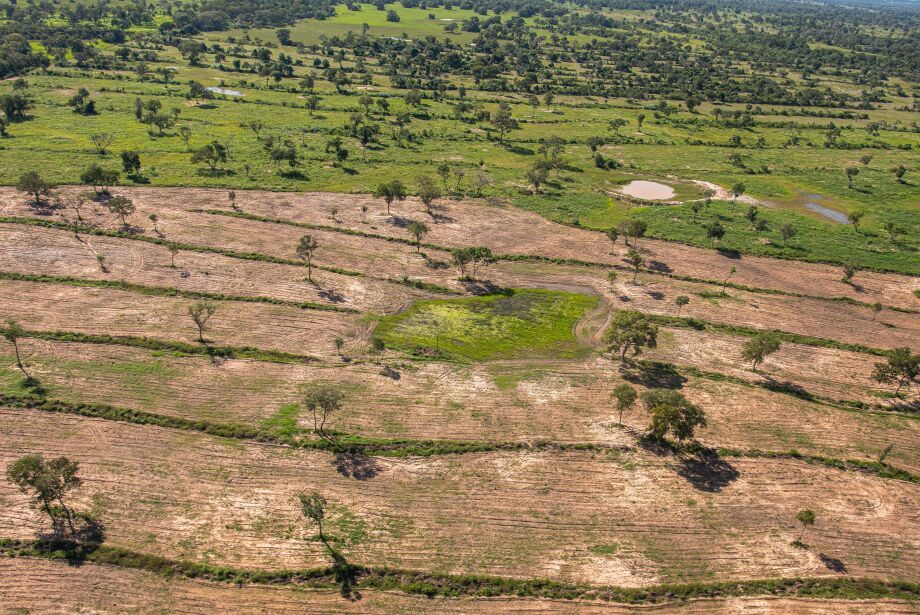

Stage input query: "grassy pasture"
[{"left": 373, "top": 288, "right": 598, "bottom": 361}]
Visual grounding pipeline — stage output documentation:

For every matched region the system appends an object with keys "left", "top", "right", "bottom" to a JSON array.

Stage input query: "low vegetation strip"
[
  {"left": 0, "top": 216, "right": 362, "bottom": 277},
  {"left": 649, "top": 314, "right": 893, "bottom": 357},
  {"left": 0, "top": 271, "right": 359, "bottom": 314},
  {"left": 1, "top": 539, "right": 918, "bottom": 604},
  {"left": 643, "top": 360, "right": 916, "bottom": 415},
  {"left": 18, "top": 329, "right": 319, "bottom": 364},
  {"left": 3, "top": 393, "right": 917, "bottom": 483}
]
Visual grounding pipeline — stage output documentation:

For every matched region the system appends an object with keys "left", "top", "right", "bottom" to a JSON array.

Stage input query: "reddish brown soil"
[
  {"left": 4, "top": 340, "right": 918, "bottom": 472},
  {"left": 4, "top": 187, "right": 912, "bottom": 308},
  {"left": 2, "top": 408, "right": 918, "bottom": 587}
]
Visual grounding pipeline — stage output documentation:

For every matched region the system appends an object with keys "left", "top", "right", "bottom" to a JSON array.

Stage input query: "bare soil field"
[
  {"left": 3, "top": 340, "right": 918, "bottom": 472},
  {"left": 1, "top": 186, "right": 917, "bottom": 611},
  {"left": 2, "top": 408, "right": 918, "bottom": 587},
  {"left": 647, "top": 328, "right": 895, "bottom": 405},
  {"left": 2, "top": 559, "right": 916, "bottom": 615},
  {"left": 0, "top": 223, "right": 433, "bottom": 314},
  {"left": 3, "top": 187, "right": 919, "bottom": 309},
  {"left": 0, "top": 278, "right": 363, "bottom": 358}
]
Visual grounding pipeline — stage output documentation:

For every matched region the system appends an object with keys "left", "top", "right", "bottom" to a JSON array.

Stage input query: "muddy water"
[{"left": 619, "top": 180, "right": 676, "bottom": 200}]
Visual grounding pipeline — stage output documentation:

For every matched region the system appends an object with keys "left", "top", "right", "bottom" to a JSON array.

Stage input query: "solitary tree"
[
  {"left": 841, "top": 262, "right": 859, "bottom": 285},
  {"left": 871, "top": 302, "right": 883, "bottom": 321},
  {"left": 675, "top": 295, "right": 689, "bottom": 317},
  {"left": 612, "top": 383, "right": 637, "bottom": 424},
  {"left": 847, "top": 210, "right": 865, "bottom": 232},
  {"left": 89, "top": 132, "right": 114, "bottom": 155},
  {"left": 607, "top": 270, "right": 618, "bottom": 289},
  {"left": 296, "top": 235, "right": 319, "bottom": 282},
  {"left": 373, "top": 180, "right": 407, "bottom": 214},
  {"left": 305, "top": 384, "right": 344, "bottom": 434},
  {"left": 604, "top": 310, "right": 658, "bottom": 360},
  {"left": 168, "top": 243, "right": 179, "bottom": 268},
  {"left": 188, "top": 302, "right": 217, "bottom": 343},
  {"left": 872, "top": 347, "right": 920, "bottom": 396},
  {"left": 492, "top": 103, "right": 518, "bottom": 143},
  {"left": 642, "top": 389, "right": 707, "bottom": 442},
  {"left": 707, "top": 221, "right": 725, "bottom": 244},
  {"left": 778, "top": 222, "right": 797, "bottom": 245},
  {"left": 121, "top": 151, "right": 142, "bottom": 177},
  {"left": 106, "top": 195, "right": 135, "bottom": 228},
  {"left": 721, "top": 266, "right": 736, "bottom": 293},
  {"left": 407, "top": 220, "right": 429, "bottom": 253},
  {"left": 729, "top": 183, "right": 745, "bottom": 211},
  {"left": 6, "top": 454, "right": 81, "bottom": 536},
  {"left": 741, "top": 332, "right": 781, "bottom": 371},
  {"left": 608, "top": 118, "right": 628, "bottom": 134},
  {"left": 845, "top": 167, "right": 859, "bottom": 189},
  {"left": 299, "top": 491, "right": 327, "bottom": 542},
  {"left": 795, "top": 509, "right": 816, "bottom": 543},
  {"left": 893, "top": 164, "right": 907, "bottom": 183},
  {"left": 625, "top": 248, "right": 644, "bottom": 283},
  {"left": 16, "top": 171, "right": 55, "bottom": 207},
  {"left": 416, "top": 176, "right": 441, "bottom": 215},
  {"left": 1, "top": 319, "right": 31, "bottom": 380}
]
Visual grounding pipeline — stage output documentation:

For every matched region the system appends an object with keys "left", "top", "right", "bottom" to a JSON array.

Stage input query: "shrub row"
[
  {"left": 5, "top": 392, "right": 917, "bottom": 482},
  {"left": 21, "top": 329, "right": 318, "bottom": 364},
  {"left": 647, "top": 314, "right": 891, "bottom": 357},
  {"left": 0, "top": 271, "right": 358, "bottom": 313},
  {"left": 2, "top": 538, "right": 917, "bottom": 604}
]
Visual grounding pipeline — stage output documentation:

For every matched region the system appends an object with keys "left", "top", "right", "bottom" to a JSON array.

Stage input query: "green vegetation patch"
[{"left": 374, "top": 289, "right": 598, "bottom": 361}]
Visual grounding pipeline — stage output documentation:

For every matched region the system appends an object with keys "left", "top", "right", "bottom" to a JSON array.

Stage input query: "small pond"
[
  {"left": 206, "top": 86, "right": 243, "bottom": 97},
  {"left": 619, "top": 180, "right": 676, "bottom": 200},
  {"left": 802, "top": 195, "right": 848, "bottom": 224}
]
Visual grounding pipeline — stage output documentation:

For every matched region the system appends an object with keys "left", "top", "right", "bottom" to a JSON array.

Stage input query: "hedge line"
[
  {"left": 0, "top": 271, "right": 358, "bottom": 313},
  {"left": 1, "top": 538, "right": 918, "bottom": 604},
  {"left": 3, "top": 393, "right": 917, "bottom": 482}
]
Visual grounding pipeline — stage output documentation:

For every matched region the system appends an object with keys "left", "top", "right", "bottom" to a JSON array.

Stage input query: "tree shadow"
[
  {"left": 760, "top": 376, "right": 814, "bottom": 401},
  {"left": 647, "top": 290, "right": 664, "bottom": 300},
  {"left": 647, "top": 260, "right": 672, "bottom": 273},
  {"left": 675, "top": 450, "right": 740, "bottom": 492},
  {"left": 318, "top": 288, "right": 346, "bottom": 303},
  {"left": 819, "top": 553, "right": 847, "bottom": 573},
  {"left": 387, "top": 215, "right": 411, "bottom": 229},
  {"left": 329, "top": 548, "right": 362, "bottom": 600},
  {"left": 379, "top": 366, "right": 401, "bottom": 380},
  {"left": 621, "top": 361, "right": 687, "bottom": 389},
  {"left": 331, "top": 450, "right": 381, "bottom": 480},
  {"left": 424, "top": 257, "right": 450, "bottom": 270},
  {"left": 716, "top": 248, "right": 741, "bottom": 259},
  {"left": 28, "top": 199, "right": 61, "bottom": 216},
  {"left": 460, "top": 279, "right": 503, "bottom": 295}
]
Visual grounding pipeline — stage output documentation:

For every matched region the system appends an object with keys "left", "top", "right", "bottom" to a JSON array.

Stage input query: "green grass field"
[{"left": 373, "top": 288, "right": 598, "bottom": 361}]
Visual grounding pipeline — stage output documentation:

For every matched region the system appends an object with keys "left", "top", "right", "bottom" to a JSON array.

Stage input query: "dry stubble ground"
[{"left": 0, "top": 187, "right": 917, "bottom": 612}]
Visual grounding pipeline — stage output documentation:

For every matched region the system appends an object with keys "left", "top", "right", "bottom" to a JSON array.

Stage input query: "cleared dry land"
[{"left": 1, "top": 187, "right": 918, "bottom": 613}]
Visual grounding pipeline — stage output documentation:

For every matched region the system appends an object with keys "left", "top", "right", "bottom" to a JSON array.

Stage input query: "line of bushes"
[
  {"left": 20, "top": 329, "right": 318, "bottom": 364},
  {"left": 647, "top": 313, "right": 891, "bottom": 357},
  {"left": 0, "top": 271, "right": 358, "bottom": 314},
  {"left": 2, "top": 538, "right": 918, "bottom": 604},
  {"left": 203, "top": 209, "right": 915, "bottom": 313},
  {"left": 5, "top": 392, "right": 917, "bottom": 482},
  {"left": 0, "top": 216, "right": 363, "bottom": 278}
]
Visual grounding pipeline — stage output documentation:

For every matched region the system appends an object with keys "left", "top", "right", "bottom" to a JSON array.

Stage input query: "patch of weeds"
[
  {"left": 589, "top": 543, "right": 619, "bottom": 556},
  {"left": 262, "top": 403, "right": 303, "bottom": 438},
  {"left": 375, "top": 289, "right": 597, "bottom": 361}
]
